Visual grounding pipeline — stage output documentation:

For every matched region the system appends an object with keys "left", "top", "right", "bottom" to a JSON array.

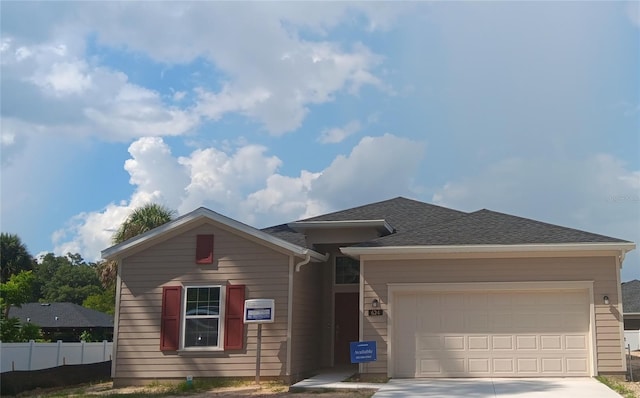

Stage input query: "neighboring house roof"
[
  {"left": 7, "top": 303, "right": 113, "bottom": 328},
  {"left": 102, "top": 207, "right": 326, "bottom": 261},
  {"left": 622, "top": 280, "right": 640, "bottom": 314}
]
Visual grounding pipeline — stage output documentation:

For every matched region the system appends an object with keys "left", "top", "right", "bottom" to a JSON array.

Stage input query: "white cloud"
[
  {"left": 53, "top": 133, "right": 426, "bottom": 260},
  {"left": 310, "top": 133, "right": 426, "bottom": 209},
  {"left": 31, "top": 60, "right": 93, "bottom": 96},
  {"left": 178, "top": 144, "right": 282, "bottom": 214},
  {"left": 243, "top": 170, "right": 326, "bottom": 226},
  {"left": 1, "top": 2, "right": 394, "bottom": 173},
  {"left": 172, "top": 91, "right": 186, "bottom": 102},
  {"left": 193, "top": 40, "right": 383, "bottom": 135},
  {"left": 627, "top": 1, "right": 640, "bottom": 27},
  {"left": 318, "top": 120, "right": 362, "bottom": 144},
  {"left": 1, "top": 37, "right": 199, "bottom": 145}
]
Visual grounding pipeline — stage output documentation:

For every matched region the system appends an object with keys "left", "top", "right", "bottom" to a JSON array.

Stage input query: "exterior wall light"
[
  {"left": 372, "top": 299, "right": 379, "bottom": 308},
  {"left": 603, "top": 296, "right": 610, "bottom": 305}
]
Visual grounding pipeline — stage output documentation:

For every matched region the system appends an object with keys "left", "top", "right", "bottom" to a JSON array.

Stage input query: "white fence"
[
  {"left": 0, "top": 341, "right": 113, "bottom": 373},
  {"left": 625, "top": 330, "right": 640, "bottom": 352}
]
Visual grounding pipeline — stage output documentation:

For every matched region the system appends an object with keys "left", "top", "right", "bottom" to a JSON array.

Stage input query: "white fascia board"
[
  {"left": 101, "top": 207, "right": 325, "bottom": 261},
  {"left": 288, "top": 219, "right": 394, "bottom": 234},
  {"left": 341, "top": 242, "right": 636, "bottom": 258}
]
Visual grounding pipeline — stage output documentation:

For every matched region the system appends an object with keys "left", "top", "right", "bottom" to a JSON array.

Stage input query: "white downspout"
[
  {"left": 295, "top": 252, "right": 311, "bottom": 272},
  {"left": 295, "top": 250, "right": 329, "bottom": 272}
]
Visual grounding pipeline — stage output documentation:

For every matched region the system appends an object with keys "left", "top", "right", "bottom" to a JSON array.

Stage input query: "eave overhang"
[
  {"left": 341, "top": 242, "right": 636, "bottom": 259},
  {"left": 287, "top": 219, "right": 394, "bottom": 235}
]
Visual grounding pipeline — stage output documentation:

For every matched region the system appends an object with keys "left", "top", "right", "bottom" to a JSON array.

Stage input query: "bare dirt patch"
[{"left": 23, "top": 382, "right": 375, "bottom": 398}]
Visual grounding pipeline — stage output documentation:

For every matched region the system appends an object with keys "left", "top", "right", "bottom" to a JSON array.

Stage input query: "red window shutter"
[
  {"left": 196, "top": 234, "right": 214, "bottom": 264},
  {"left": 160, "top": 285, "right": 182, "bottom": 351},
  {"left": 224, "top": 284, "right": 245, "bottom": 350}
]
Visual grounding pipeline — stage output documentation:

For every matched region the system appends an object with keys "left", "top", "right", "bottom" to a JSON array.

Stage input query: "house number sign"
[{"left": 368, "top": 309, "right": 383, "bottom": 316}]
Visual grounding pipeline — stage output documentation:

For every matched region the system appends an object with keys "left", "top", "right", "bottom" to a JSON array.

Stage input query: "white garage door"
[{"left": 393, "top": 289, "right": 591, "bottom": 377}]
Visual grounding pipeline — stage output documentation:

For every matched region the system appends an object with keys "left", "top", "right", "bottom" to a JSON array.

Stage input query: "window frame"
[
  {"left": 181, "top": 284, "right": 225, "bottom": 351},
  {"left": 334, "top": 255, "right": 360, "bottom": 285}
]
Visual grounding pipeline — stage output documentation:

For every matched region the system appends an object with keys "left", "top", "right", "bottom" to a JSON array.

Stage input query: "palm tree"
[
  {"left": 99, "top": 203, "right": 175, "bottom": 288},
  {"left": 113, "top": 203, "right": 176, "bottom": 244},
  {"left": 0, "top": 233, "right": 33, "bottom": 284}
]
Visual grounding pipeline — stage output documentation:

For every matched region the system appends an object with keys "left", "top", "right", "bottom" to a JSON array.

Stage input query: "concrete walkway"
[
  {"left": 372, "top": 378, "right": 623, "bottom": 398},
  {"left": 290, "top": 368, "right": 382, "bottom": 392},
  {"left": 291, "top": 371, "right": 623, "bottom": 398}
]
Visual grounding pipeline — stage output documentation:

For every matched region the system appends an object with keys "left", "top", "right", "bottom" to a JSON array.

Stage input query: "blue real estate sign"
[{"left": 349, "top": 341, "right": 377, "bottom": 363}]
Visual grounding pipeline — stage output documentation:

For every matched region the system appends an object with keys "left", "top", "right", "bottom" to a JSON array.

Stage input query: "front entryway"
[{"left": 334, "top": 292, "right": 359, "bottom": 364}]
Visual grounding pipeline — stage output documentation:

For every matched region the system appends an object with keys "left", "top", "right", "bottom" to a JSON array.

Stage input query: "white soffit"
[
  {"left": 341, "top": 242, "right": 636, "bottom": 258},
  {"left": 288, "top": 219, "right": 394, "bottom": 235}
]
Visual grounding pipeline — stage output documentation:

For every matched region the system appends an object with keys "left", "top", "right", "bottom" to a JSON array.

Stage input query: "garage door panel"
[
  {"left": 566, "top": 358, "right": 589, "bottom": 373},
  {"left": 540, "top": 335, "right": 563, "bottom": 350},
  {"left": 516, "top": 335, "right": 538, "bottom": 350},
  {"left": 444, "top": 336, "right": 465, "bottom": 350},
  {"left": 469, "top": 336, "right": 489, "bottom": 350},
  {"left": 493, "top": 358, "right": 515, "bottom": 373},
  {"left": 566, "top": 335, "right": 587, "bottom": 350},
  {"left": 491, "top": 335, "right": 513, "bottom": 350},
  {"left": 517, "top": 358, "right": 539, "bottom": 373},
  {"left": 394, "top": 289, "right": 591, "bottom": 377},
  {"left": 541, "top": 358, "right": 563, "bottom": 373}
]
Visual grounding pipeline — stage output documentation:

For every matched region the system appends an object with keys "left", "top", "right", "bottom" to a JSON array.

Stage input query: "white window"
[{"left": 183, "top": 286, "right": 222, "bottom": 348}]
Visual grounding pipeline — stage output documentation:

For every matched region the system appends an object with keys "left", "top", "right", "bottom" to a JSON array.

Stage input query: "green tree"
[
  {"left": 83, "top": 289, "right": 115, "bottom": 315},
  {"left": 100, "top": 203, "right": 175, "bottom": 289},
  {"left": 0, "top": 317, "right": 42, "bottom": 342},
  {"left": 0, "top": 270, "right": 34, "bottom": 318},
  {"left": 1, "top": 233, "right": 33, "bottom": 283},
  {"left": 31, "top": 253, "right": 67, "bottom": 301},
  {"left": 113, "top": 203, "right": 176, "bottom": 244},
  {"left": 40, "top": 256, "right": 102, "bottom": 304}
]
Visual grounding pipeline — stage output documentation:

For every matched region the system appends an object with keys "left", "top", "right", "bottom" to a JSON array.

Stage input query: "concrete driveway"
[{"left": 372, "top": 378, "right": 623, "bottom": 398}]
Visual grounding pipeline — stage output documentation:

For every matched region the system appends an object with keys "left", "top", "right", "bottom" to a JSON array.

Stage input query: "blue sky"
[{"left": 1, "top": 2, "right": 639, "bottom": 281}]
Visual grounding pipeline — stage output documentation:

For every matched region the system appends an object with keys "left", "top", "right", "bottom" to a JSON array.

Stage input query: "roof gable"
[
  {"left": 622, "top": 280, "right": 640, "bottom": 313},
  {"left": 7, "top": 303, "right": 113, "bottom": 328},
  {"left": 102, "top": 207, "right": 325, "bottom": 261}
]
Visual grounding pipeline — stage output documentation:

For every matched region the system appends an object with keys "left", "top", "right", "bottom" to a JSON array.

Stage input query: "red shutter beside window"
[
  {"left": 224, "top": 284, "right": 245, "bottom": 350},
  {"left": 196, "top": 234, "right": 214, "bottom": 264},
  {"left": 160, "top": 285, "right": 182, "bottom": 351}
]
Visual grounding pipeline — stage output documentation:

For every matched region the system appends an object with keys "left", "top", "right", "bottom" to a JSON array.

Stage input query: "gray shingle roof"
[
  {"left": 7, "top": 303, "right": 113, "bottom": 328},
  {"left": 262, "top": 197, "right": 631, "bottom": 249},
  {"left": 262, "top": 197, "right": 466, "bottom": 247},
  {"left": 622, "top": 280, "right": 640, "bottom": 313},
  {"left": 357, "top": 209, "right": 631, "bottom": 247}
]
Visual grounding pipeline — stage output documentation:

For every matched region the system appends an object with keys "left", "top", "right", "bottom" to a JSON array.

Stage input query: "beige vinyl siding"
[
  {"left": 114, "top": 223, "right": 290, "bottom": 383},
  {"left": 361, "top": 256, "right": 623, "bottom": 375},
  {"left": 289, "top": 261, "right": 323, "bottom": 379}
]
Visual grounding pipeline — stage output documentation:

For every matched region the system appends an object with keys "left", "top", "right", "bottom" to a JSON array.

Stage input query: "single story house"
[
  {"left": 102, "top": 197, "right": 635, "bottom": 386},
  {"left": 7, "top": 302, "right": 114, "bottom": 342},
  {"left": 622, "top": 280, "right": 640, "bottom": 330}
]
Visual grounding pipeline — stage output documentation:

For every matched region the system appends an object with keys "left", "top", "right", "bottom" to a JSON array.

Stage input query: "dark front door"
[{"left": 334, "top": 292, "right": 359, "bottom": 365}]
